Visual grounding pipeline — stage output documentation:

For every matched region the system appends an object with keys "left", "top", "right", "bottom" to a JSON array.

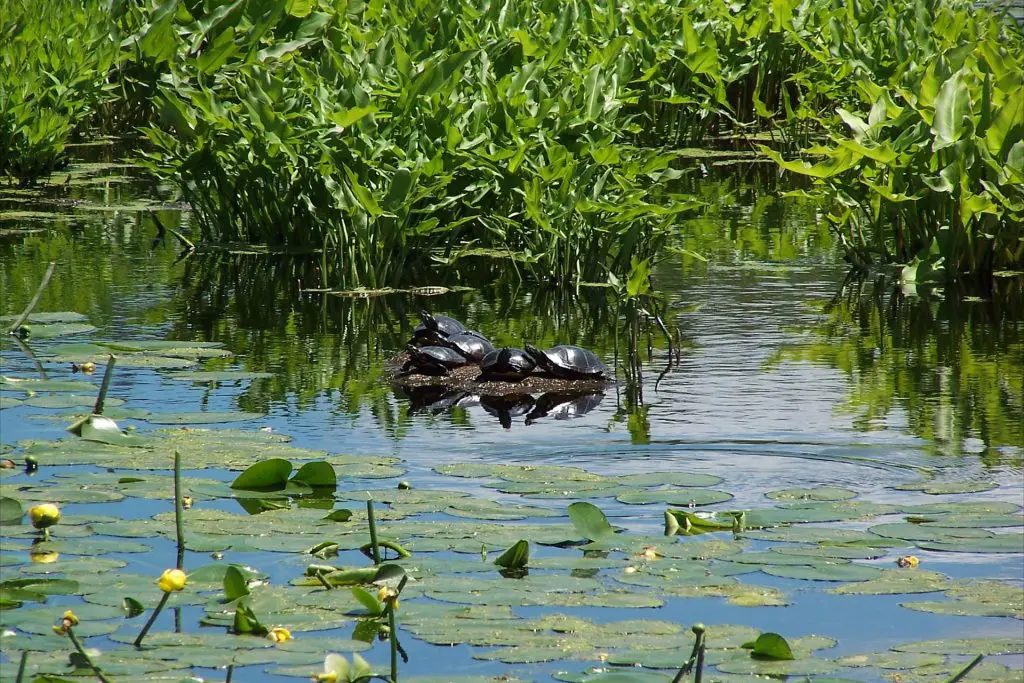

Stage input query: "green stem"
[
  {"left": 173, "top": 450, "right": 185, "bottom": 569},
  {"left": 388, "top": 603, "right": 398, "bottom": 682},
  {"left": 14, "top": 651, "right": 27, "bottom": 683},
  {"left": 93, "top": 355, "right": 117, "bottom": 416},
  {"left": 8, "top": 261, "right": 56, "bottom": 334},
  {"left": 366, "top": 496, "right": 381, "bottom": 565},
  {"left": 225, "top": 664, "right": 234, "bottom": 683},
  {"left": 360, "top": 540, "right": 410, "bottom": 559},
  {"left": 133, "top": 591, "right": 171, "bottom": 648},
  {"left": 66, "top": 627, "right": 111, "bottom": 683},
  {"left": 946, "top": 654, "right": 984, "bottom": 683}
]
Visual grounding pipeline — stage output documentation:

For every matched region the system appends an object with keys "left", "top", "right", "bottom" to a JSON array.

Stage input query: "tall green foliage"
[
  {"left": 762, "top": 2, "right": 1024, "bottom": 280},
  {"left": 0, "top": 0, "right": 120, "bottom": 184}
]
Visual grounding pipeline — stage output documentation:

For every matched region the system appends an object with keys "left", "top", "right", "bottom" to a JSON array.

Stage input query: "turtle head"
[
  {"left": 406, "top": 344, "right": 424, "bottom": 359},
  {"left": 523, "top": 344, "right": 545, "bottom": 364},
  {"left": 497, "top": 347, "right": 512, "bottom": 366},
  {"left": 418, "top": 310, "right": 438, "bottom": 331}
]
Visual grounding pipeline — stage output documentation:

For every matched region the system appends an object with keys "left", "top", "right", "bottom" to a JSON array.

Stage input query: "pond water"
[{"left": 1, "top": 150, "right": 1022, "bottom": 682}]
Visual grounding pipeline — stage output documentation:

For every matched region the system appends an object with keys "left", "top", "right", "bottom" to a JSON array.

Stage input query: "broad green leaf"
[
  {"left": 223, "top": 566, "right": 250, "bottom": 600},
  {"left": 493, "top": 540, "right": 529, "bottom": 569},
  {"left": 291, "top": 461, "right": 337, "bottom": 487},
  {"left": 931, "top": 69, "right": 972, "bottom": 149},
  {"left": 744, "top": 632, "right": 794, "bottom": 660},
  {"left": 568, "top": 502, "right": 614, "bottom": 541},
  {"left": 230, "top": 458, "right": 293, "bottom": 490}
]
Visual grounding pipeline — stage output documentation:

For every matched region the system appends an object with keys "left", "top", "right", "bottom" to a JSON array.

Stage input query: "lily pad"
[
  {"left": 761, "top": 562, "right": 883, "bottom": 582},
  {"left": 167, "top": 371, "right": 274, "bottom": 382},
  {"left": 766, "top": 487, "right": 858, "bottom": 501},
  {"left": 830, "top": 569, "right": 952, "bottom": 595},
  {"left": 892, "top": 637, "right": 1024, "bottom": 655},
  {"left": 140, "top": 411, "right": 266, "bottom": 425},
  {"left": 616, "top": 488, "right": 733, "bottom": 506},
  {"left": 892, "top": 481, "right": 998, "bottom": 495}
]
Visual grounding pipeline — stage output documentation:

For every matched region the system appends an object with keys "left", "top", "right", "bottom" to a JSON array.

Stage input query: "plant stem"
[
  {"left": 225, "top": 664, "right": 234, "bottom": 683},
  {"left": 66, "top": 627, "right": 111, "bottom": 683},
  {"left": 947, "top": 654, "right": 984, "bottom": 683},
  {"left": 360, "top": 539, "right": 410, "bottom": 559},
  {"left": 133, "top": 592, "right": 171, "bottom": 648},
  {"left": 93, "top": 354, "right": 117, "bottom": 416},
  {"left": 366, "top": 496, "right": 381, "bottom": 565},
  {"left": 388, "top": 602, "right": 398, "bottom": 682},
  {"left": 173, "top": 449, "right": 185, "bottom": 569},
  {"left": 15, "top": 651, "right": 27, "bottom": 683},
  {"left": 8, "top": 261, "right": 56, "bottom": 334}
]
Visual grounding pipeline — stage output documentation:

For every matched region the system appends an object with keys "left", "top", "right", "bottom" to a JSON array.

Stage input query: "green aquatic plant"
[{"left": 762, "top": 6, "right": 1024, "bottom": 280}]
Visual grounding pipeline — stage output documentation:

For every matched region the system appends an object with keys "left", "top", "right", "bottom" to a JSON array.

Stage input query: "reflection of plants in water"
[
  {"left": 169, "top": 253, "right": 639, "bottom": 435},
  {"left": 767, "top": 276, "right": 1024, "bottom": 460}
]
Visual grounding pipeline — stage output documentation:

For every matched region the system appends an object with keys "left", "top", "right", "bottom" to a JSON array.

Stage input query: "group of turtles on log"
[
  {"left": 389, "top": 311, "right": 610, "bottom": 428},
  {"left": 399, "top": 311, "right": 608, "bottom": 381}
]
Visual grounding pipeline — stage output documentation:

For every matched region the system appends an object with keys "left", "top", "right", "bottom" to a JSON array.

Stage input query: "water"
[{"left": 1, "top": 150, "right": 1022, "bottom": 681}]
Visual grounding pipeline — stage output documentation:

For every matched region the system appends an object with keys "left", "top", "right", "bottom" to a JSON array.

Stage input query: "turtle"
[
  {"left": 401, "top": 344, "right": 470, "bottom": 376},
  {"left": 524, "top": 391, "right": 604, "bottom": 425},
  {"left": 477, "top": 347, "right": 536, "bottom": 382},
  {"left": 481, "top": 393, "right": 536, "bottom": 430},
  {"left": 524, "top": 344, "right": 607, "bottom": 379},
  {"left": 411, "top": 310, "right": 466, "bottom": 346},
  {"left": 440, "top": 331, "right": 495, "bottom": 363}
]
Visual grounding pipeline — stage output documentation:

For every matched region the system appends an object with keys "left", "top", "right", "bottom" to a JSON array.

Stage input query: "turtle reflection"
[
  {"left": 524, "top": 391, "right": 605, "bottom": 425},
  {"left": 480, "top": 393, "right": 536, "bottom": 430}
]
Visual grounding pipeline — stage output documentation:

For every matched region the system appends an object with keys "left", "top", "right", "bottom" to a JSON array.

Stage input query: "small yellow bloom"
[
  {"left": 28, "top": 503, "right": 60, "bottom": 530},
  {"left": 52, "top": 610, "right": 79, "bottom": 635},
  {"left": 377, "top": 586, "right": 390, "bottom": 602},
  {"left": 181, "top": 496, "right": 194, "bottom": 509},
  {"left": 267, "top": 626, "right": 292, "bottom": 643},
  {"left": 896, "top": 555, "right": 920, "bottom": 568},
  {"left": 157, "top": 568, "right": 188, "bottom": 593},
  {"left": 315, "top": 674, "right": 338, "bottom": 683}
]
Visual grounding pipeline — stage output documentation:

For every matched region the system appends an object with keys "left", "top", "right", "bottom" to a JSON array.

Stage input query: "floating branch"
[{"left": 8, "top": 261, "right": 56, "bottom": 335}]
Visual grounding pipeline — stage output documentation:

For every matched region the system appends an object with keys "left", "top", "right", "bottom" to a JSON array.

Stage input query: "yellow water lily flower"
[
  {"left": 28, "top": 503, "right": 60, "bottom": 530},
  {"left": 157, "top": 568, "right": 188, "bottom": 593},
  {"left": 267, "top": 626, "right": 292, "bottom": 643},
  {"left": 52, "top": 610, "right": 79, "bottom": 635}
]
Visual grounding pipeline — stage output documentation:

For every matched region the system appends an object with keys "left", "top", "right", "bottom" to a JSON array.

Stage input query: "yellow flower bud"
[
  {"left": 377, "top": 586, "right": 389, "bottom": 602},
  {"left": 157, "top": 568, "right": 188, "bottom": 593},
  {"left": 52, "top": 624, "right": 68, "bottom": 636},
  {"left": 267, "top": 626, "right": 292, "bottom": 643},
  {"left": 28, "top": 503, "right": 60, "bottom": 530},
  {"left": 315, "top": 674, "right": 338, "bottom": 683},
  {"left": 62, "top": 610, "right": 79, "bottom": 626}
]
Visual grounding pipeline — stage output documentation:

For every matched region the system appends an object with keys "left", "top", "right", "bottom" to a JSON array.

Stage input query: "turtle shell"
[
  {"left": 413, "top": 310, "right": 466, "bottom": 341},
  {"left": 441, "top": 332, "right": 495, "bottom": 363},
  {"left": 478, "top": 347, "right": 536, "bottom": 381},
  {"left": 524, "top": 344, "right": 607, "bottom": 379},
  {"left": 525, "top": 391, "right": 604, "bottom": 425},
  {"left": 403, "top": 344, "right": 469, "bottom": 375}
]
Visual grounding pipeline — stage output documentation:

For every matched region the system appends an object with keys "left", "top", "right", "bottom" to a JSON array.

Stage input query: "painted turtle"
[
  {"left": 525, "top": 391, "right": 604, "bottom": 425},
  {"left": 477, "top": 347, "right": 536, "bottom": 382},
  {"left": 411, "top": 310, "right": 466, "bottom": 345},
  {"left": 402, "top": 344, "right": 469, "bottom": 376},
  {"left": 440, "top": 331, "right": 495, "bottom": 363},
  {"left": 481, "top": 393, "right": 536, "bottom": 430},
  {"left": 524, "top": 344, "right": 607, "bottom": 379}
]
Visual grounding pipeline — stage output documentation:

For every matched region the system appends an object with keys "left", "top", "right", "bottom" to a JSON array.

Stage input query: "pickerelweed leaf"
[
  {"left": 231, "top": 458, "right": 294, "bottom": 490},
  {"left": 493, "top": 539, "right": 529, "bottom": 569},
  {"left": 291, "top": 461, "right": 337, "bottom": 487},
  {"left": 744, "top": 632, "right": 795, "bottom": 660},
  {"left": 567, "top": 502, "right": 615, "bottom": 541}
]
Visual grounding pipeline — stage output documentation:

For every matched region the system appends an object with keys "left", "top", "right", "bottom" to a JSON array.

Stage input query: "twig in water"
[
  {"left": 92, "top": 355, "right": 117, "bottom": 416},
  {"left": 173, "top": 450, "right": 185, "bottom": 568},
  {"left": 14, "top": 651, "right": 27, "bottom": 683},
  {"left": 8, "top": 261, "right": 56, "bottom": 335},
  {"left": 946, "top": 654, "right": 984, "bottom": 683}
]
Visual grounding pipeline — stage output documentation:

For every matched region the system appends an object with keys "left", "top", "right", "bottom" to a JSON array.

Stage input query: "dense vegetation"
[{"left": 1, "top": 0, "right": 1022, "bottom": 284}]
